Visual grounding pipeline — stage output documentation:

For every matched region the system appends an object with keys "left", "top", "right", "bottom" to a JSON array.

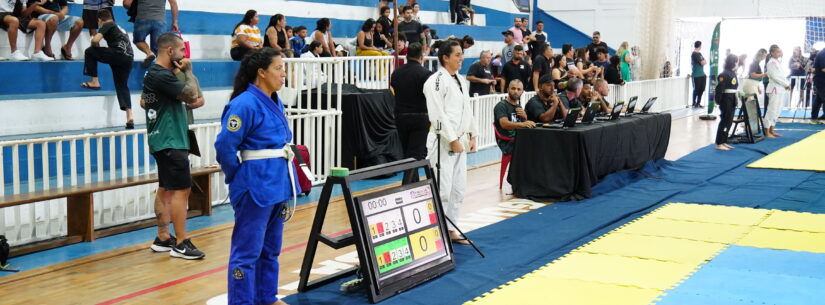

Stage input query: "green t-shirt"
[
  {"left": 143, "top": 64, "right": 189, "bottom": 153},
  {"left": 493, "top": 100, "right": 520, "bottom": 155}
]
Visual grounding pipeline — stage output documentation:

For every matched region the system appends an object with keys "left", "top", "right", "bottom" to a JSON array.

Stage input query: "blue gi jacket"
[{"left": 215, "top": 84, "right": 299, "bottom": 207}]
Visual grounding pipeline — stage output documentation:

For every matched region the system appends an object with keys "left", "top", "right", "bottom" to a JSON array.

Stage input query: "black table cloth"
[{"left": 508, "top": 113, "right": 671, "bottom": 201}]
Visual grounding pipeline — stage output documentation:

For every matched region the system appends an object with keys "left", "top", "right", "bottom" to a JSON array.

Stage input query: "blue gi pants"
[{"left": 228, "top": 193, "right": 285, "bottom": 305}]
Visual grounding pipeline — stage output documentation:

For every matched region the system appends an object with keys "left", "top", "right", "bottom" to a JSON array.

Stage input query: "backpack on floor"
[{"left": 291, "top": 145, "right": 313, "bottom": 196}]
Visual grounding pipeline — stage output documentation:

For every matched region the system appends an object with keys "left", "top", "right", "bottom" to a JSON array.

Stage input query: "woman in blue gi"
[{"left": 215, "top": 48, "right": 297, "bottom": 305}]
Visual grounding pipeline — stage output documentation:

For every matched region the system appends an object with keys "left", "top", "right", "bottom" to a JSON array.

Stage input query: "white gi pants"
[
  {"left": 765, "top": 89, "right": 784, "bottom": 128},
  {"left": 427, "top": 132, "right": 467, "bottom": 231}
]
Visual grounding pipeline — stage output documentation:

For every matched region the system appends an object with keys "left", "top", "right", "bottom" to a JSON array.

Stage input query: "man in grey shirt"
[
  {"left": 124, "top": 0, "right": 179, "bottom": 68},
  {"left": 501, "top": 30, "right": 516, "bottom": 64}
]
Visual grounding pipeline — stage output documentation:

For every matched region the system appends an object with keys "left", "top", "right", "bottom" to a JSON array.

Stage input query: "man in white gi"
[
  {"left": 765, "top": 44, "right": 790, "bottom": 138},
  {"left": 423, "top": 40, "right": 477, "bottom": 245}
]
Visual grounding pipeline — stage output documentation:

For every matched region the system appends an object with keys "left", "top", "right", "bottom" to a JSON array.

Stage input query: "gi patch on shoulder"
[
  {"left": 718, "top": 76, "right": 725, "bottom": 83},
  {"left": 731, "top": 78, "right": 737, "bottom": 85},
  {"left": 233, "top": 267, "right": 244, "bottom": 280},
  {"left": 227, "top": 115, "right": 242, "bottom": 132}
]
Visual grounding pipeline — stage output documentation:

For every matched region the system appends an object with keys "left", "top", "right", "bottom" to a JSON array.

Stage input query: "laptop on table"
[
  {"left": 595, "top": 101, "right": 624, "bottom": 121},
  {"left": 624, "top": 96, "right": 639, "bottom": 115},
  {"left": 578, "top": 100, "right": 602, "bottom": 124},
  {"left": 544, "top": 107, "right": 582, "bottom": 129},
  {"left": 639, "top": 97, "right": 658, "bottom": 114}
]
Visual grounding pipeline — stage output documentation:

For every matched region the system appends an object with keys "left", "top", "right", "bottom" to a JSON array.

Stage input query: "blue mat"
[
  {"left": 283, "top": 122, "right": 825, "bottom": 305},
  {"left": 656, "top": 246, "right": 825, "bottom": 305}
]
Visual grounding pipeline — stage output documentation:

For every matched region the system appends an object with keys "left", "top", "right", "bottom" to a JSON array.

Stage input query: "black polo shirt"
[
  {"left": 467, "top": 61, "right": 493, "bottom": 97},
  {"left": 532, "top": 55, "right": 552, "bottom": 80},
  {"left": 558, "top": 94, "right": 582, "bottom": 109},
  {"left": 586, "top": 41, "right": 608, "bottom": 62},
  {"left": 391, "top": 60, "right": 433, "bottom": 115},
  {"left": 525, "top": 95, "right": 562, "bottom": 123},
  {"left": 502, "top": 60, "right": 532, "bottom": 91}
]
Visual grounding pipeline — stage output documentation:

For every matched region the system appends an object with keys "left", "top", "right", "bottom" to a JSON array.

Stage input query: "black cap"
[
  {"left": 538, "top": 74, "right": 553, "bottom": 85},
  {"left": 502, "top": 30, "right": 513, "bottom": 36}
]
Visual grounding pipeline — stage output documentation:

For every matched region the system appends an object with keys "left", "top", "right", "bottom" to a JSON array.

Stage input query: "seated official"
[
  {"left": 526, "top": 74, "right": 568, "bottom": 122},
  {"left": 593, "top": 79, "right": 613, "bottom": 114},
  {"left": 558, "top": 77, "right": 584, "bottom": 110},
  {"left": 494, "top": 79, "right": 536, "bottom": 155}
]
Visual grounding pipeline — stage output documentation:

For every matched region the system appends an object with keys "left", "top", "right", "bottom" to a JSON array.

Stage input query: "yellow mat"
[
  {"left": 758, "top": 210, "right": 825, "bottom": 233},
  {"left": 576, "top": 233, "right": 727, "bottom": 265},
  {"left": 614, "top": 217, "right": 752, "bottom": 243},
  {"left": 748, "top": 130, "right": 825, "bottom": 171},
  {"left": 464, "top": 278, "right": 662, "bottom": 305},
  {"left": 736, "top": 227, "right": 825, "bottom": 253},
  {"left": 465, "top": 203, "right": 825, "bottom": 305}
]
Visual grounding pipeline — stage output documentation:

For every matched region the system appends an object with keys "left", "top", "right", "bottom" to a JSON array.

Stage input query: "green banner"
[{"left": 707, "top": 22, "right": 721, "bottom": 114}]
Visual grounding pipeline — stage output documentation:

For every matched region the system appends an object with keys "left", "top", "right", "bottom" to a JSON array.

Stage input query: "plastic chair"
[{"left": 492, "top": 123, "right": 514, "bottom": 189}]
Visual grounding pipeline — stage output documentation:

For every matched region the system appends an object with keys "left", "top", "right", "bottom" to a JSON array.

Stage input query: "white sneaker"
[
  {"left": 30, "top": 51, "right": 55, "bottom": 61},
  {"left": 0, "top": 56, "right": 7, "bottom": 61},
  {"left": 10, "top": 50, "right": 29, "bottom": 61}
]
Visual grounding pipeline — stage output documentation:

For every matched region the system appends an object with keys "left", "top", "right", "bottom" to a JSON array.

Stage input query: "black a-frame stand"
[
  {"left": 729, "top": 94, "right": 765, "bottom": 144},
  {"left": 297, "top": 159, "right": 438, "bottom": 292}
]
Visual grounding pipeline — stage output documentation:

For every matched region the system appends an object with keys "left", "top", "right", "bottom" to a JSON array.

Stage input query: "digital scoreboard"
[{"left": 351, "top": 179, "right": 455, "bottom": 303}]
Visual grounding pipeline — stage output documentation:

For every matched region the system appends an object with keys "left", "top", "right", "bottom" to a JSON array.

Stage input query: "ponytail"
[{"left": 230, "top": 48, "right": 282, "bottom": 100}]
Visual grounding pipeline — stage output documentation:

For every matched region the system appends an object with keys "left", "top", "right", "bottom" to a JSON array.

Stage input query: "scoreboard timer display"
[{"left": 352, "top": 179, "right": 455, "bottom": 303}]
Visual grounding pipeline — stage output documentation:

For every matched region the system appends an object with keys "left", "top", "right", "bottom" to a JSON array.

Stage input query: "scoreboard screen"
[{"left": 352, "top": 179, "right": 454, "bottom": 301}]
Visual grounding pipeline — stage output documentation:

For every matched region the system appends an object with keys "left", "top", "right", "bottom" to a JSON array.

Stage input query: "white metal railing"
[
  {"left": 784, "top": 76, "right": 816, "bottom": 117},
  {"left": 609, "top": 76, "right": 692, "bottom": 112}
]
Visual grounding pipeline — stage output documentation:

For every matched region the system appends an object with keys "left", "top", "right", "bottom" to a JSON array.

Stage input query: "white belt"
[
  {"left": 724, "top": 89, "right": 738, "bottom": 93},
  {"left": 239, "top": 147, "right": 298, "bottom": 221}
]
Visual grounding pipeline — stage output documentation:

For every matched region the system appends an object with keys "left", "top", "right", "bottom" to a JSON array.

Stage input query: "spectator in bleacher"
[
  {"left": 532, "top": 43, "right": 552, "bottom": 92},
  {"left": 575, "top": 47, "right": 599, "bottom": 84},
  {"left": 526, "top": 74, "right": 566, "bottom": 122},
  {"left": 562, "top": 43, "right": 582, "bottom": 78},
  {"left": 215, "top": 48, "right": 291, "bottom": 305},
  {"left": 551, "top": 54, "right": 568, "bottom": 90},
  {"left": 124, "top": 0, "right": 179, "bottom": 68},
  {"left": 502, "top": 45, "right": 531, "bottom": 91},
  {"left": 377, "top": 6, "right": 391, "bottom": 37},
  {"left": 594, "top": 47, "right": 609, "bottom": 78},
  {"left": 357, "top": 18, "right": 388, "bottom": 56},
  {"left": 82, "top": 0, "right": 113, "bottom": 37},
  {"left": 508, "top": 18, "right": 523, "bottom": 46},
  {"left": 519, "top": 17, "right": 530, "bottom": 46},
  {"left": 458, "top": 0, "right": 474, "bottom": 26},
  {"left": 604, "top": 55, "right": 625, "bottom": 85},
  {"left": 586, "top": 31, "right": 607, "bottom": 63},
  {"left": 494, "top": 79, "right": 535, "bottom": 155},
  {"left": 373, "top": 22, "right": 391, "bottom": 50},
  {"left": 527, "top": 20, "right": 547, "bottom": 62},
  {"left": 302, "top": 40, "right": 321, "bottom": 58},
  {"left": 379, "top": 0, "right": 392, "bottom": 11},
  {"left": 81, "top": 9, "right": 134, "bottom": 128},
  {"left": 310, "top": 17, "right": 335, "bottom": 57},
  {"left": 466, "top": 50, "right": 495, "bottom": 97},
  {"left": 143, "top": 33, "right": 204, "bottom": 260},
  {"left": 501, "top": 30, "right": 516, "bottom": 64},
  {"left": 290, "top": 25, "right": 307, "bottom": 55},
  {"left": 661, "top": 61, "right": 673, "bottom": 78},
  {"left": 285, "top": 25, "right": 293, "bottom": 39},
  {"left": 1, "top": 0, "right": 52, "bottom": 61},
  {"left": 263, "top": 14, "right": 292, "bottom": 57},
  {"left": 421, "top": 25, "right": 432, "bottom": 47},
  {"left": 26, "top": 0, "right": 83, "bottom": 60},
  {"left": 398, "top": 5, "right": 424, "bottom": 45},
  {"left": 393, "top": 32, "right": 407, "bottom": 67},
  {"left": 617, "top": 41, "right": 633, "bottom": 82},
  {"left": 230, "top": 10, "right": 262, "bottom": 61},
  {"left": 411, "top": 2, "right": 421, "bottom": 23},
  {"left": 448, "top": 0, "right": 458, "bottom": 24},
  {"left": 391, "top": 42, "right": 432, "bottom": 174}
]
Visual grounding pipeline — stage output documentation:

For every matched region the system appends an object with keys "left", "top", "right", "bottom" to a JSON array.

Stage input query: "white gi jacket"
[
  {"left": 423, "top": 66, "right": 478, "bottom": 151},
  {"left": 766, "top": 58, "right": 790, "bottom": 95}
]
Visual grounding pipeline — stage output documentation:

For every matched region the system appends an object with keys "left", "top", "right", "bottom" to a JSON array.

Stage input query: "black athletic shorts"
[
  {"left": 82, "top": 7, "right": 113, "bottom": 30},
  {"left": 153, "top": 149, "right": 192, "bottom": 190}
]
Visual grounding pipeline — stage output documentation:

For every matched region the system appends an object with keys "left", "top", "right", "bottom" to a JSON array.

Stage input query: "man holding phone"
[
  {"left": 143, "top": 33, "right": 205, "bottom": 260},
  {"left": 494, "top": 79, "right": 535, "bottom": 155}
]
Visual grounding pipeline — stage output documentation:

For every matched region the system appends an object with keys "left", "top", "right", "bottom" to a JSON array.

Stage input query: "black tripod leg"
[{"left": 444, "top": 216, "right": 485, "bottom": 258}]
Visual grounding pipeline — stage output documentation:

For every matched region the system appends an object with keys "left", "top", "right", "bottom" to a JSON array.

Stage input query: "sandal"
[
  {"left": 81, "top": 82, "right": 101, "bottom": 90},
  {"left": 61, "top": 46, "right": 74, "bottom": 61}
]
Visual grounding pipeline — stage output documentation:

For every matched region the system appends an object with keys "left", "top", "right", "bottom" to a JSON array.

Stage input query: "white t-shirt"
[{"left": 0, "top": 0, "right": 16, "bottom": 13}]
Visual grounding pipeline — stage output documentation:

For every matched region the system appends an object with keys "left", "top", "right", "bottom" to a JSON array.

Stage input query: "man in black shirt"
[
  {"left": 526, "top": 74, "right": 567, "bottom": 122},
  {"left": 391, "top": 43, "right": 432, "bottom": 165},
  {"left": 494, "top": 79, "right": 535, "bottom": 155},
  {"left": 559, "top": 77, "right": 584, "bottom": 109},
  {"left": 586, "top": 31, "right": 608, "bottom": 63},
  {"left": 502, "top": 45, "right": 532, "bottom": 91},
  {"left": 466, "top": 50, "right": 495, "bottom": 96},
  {"left": 604, "top": 55, "right": 624, "bottom": 85},
  {"left": 531, "top": 43, "right": 552, "bottom": 92},
  {"left": 528, "top": 20, "right": 547, "bottom": 61},
  {"left": 397, "top": 6, "right": 424, "bottom": 45}
]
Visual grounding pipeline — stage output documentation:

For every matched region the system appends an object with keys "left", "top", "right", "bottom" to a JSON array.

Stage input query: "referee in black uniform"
[{"left": 391, "top": 42, "right": 432, "bottom": 180}]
